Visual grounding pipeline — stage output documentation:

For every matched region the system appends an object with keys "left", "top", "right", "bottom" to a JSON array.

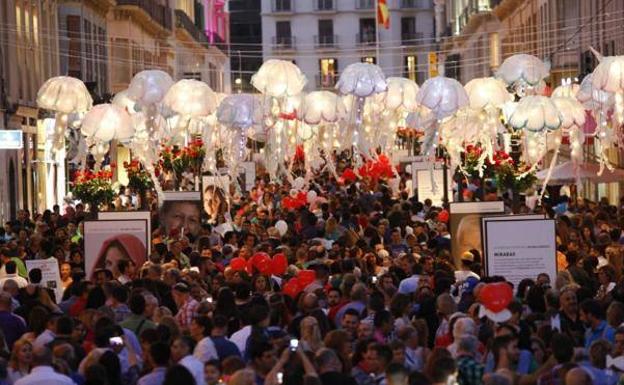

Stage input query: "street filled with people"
[{"left": 0, "top": 169, "right": 623, "bottom": 385}]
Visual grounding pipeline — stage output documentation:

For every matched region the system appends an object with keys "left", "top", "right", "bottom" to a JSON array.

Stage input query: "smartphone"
[
  {"left": 371, "top": 276, "right": 378, "bottom": 284},
  {"left": 109, "top": 336, "right": 123, "bottom": 346},
  {"left": 277, "top": 372, "right": 283, "bottom": 384},
  {"left": 289, "top": 339, "right": 299, "bottom": 352},
  {"left": 206, "top": 296, "right": 213, "bottom": 303}
]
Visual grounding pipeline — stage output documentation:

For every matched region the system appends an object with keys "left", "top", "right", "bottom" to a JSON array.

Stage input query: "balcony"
[
  {"left": 401, "top": 32, "right": 423, "bottom": 45},
  {"left": 116, "top": 0, "right": 172, "bottom": 31},
  {"left": 355, "top": 0, "right": 374, "bottom": 10},
  {"left": 314, "top": 35, "right": 338, "bottom": 48},
  {"left": 316, "top": 74, "right": 338, "bottom": 89},
  {"left": 271, "top": 36, "right": 296, "bottom": 50},
  {"left": 356, "top": 32, "right": 377, "bottom": 46},
  {"left": 271, "top": 0, "right": 294, "bottom": 13},
  {"left": 400, "top": 0, "right": 434, "bottom": 9},
  {"left": 456, "top": 0, "right": 495, "bottom": 33},
  {"left": 314, "top": 0, "right": 336, "bottom": 11},
  {"left": 175, "top": 10, "right": 209, "bottom": 47}
]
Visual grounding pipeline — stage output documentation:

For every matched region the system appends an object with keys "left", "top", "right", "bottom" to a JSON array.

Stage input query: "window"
[
  {"left": 66, "top": 15, "right": 81, "bottom": 78},
  {"left": 319, "top": 58, "right": 338, "bottom": 87},
  {"left": 362, "top": 56, "right": 376, "bottom": 64},
  {"left": 316, "top": 0, "right": 334, "bottom": 10},
  {"left": 273, "top": 0, "right": 291, "bottom": 12},
  {"left": 275, "top": 21, "right": 292, "bottom": 46},
  {"left": 404, "top": 55, "right": 417, "bottom": 81},
  {"left": 359, "top": 18, "right": 375, "bottom": 44},
  {"left": 317, "top": 20, "right": 334, "bottom": 46},
  {"left": 401, "top": 17, "right": 416, "bottom": 43}
]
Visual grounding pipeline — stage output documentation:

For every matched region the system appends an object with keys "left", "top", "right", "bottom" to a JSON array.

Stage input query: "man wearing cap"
[
  {"left": 454, "top": 251, "right": 480, "bottom": 285},
  {"left": 172, "top": 282, "right": 199, "bottom": 330}
]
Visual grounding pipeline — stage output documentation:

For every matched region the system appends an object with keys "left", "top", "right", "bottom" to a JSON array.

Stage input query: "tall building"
[
  {"left": 58, "top": 0, "right": 114, "bottom": 102},
  {"left": 261, "top": 0, "right": 435, "bottom": 91},
  {"left": 440, "top": 0, "right": 624, "bottom": 202},
  {"left": 440, "top": 0, "right": 624, "bottom": 85},
  {"left": 173, "top": 0, "right": 229, "bottom": 91},
  {"left": 229, "top": 0, "right": 263, "bottom": 92},
  {"left": 0, "top": 0, "right": 61, "bottom": 221}
]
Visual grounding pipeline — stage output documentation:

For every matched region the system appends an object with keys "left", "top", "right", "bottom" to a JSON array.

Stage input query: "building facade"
[
  {"left": 230, "top": 0, "right": 263, "bottom": 92},
  {"left": 0, "top": 0, "right": 61, "bottom": 222},
  {"left": 440, "top": 0, "right": 624, "bottom": 203},
  {"left": 260, "top": 0, "right": 435, "bottom": 91}
]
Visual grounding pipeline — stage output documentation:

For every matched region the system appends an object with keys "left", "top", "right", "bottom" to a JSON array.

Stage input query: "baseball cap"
[{"left": 461, "top": 251, "right": 474, "bottom": 262}]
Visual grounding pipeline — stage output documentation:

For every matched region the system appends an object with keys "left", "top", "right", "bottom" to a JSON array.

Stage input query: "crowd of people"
[{"left": 0, "top": 169, "right": 623, "bottom": 385}]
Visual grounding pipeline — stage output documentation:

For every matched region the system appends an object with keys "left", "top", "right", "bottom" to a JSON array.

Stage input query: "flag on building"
[{"left": 377, "top": 0, "right": 390, "bottom": 29}]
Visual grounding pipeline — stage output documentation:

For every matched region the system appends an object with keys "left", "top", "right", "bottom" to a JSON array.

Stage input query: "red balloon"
[
  {"left": 245, "top": 258, "right": 254, "bottom": 275},
  {"left": 479, "top": 282, "right": 513, "bottom": 313},
  {"left": 297, "top": 269, "right": 316, "bottom": 290},
  {"left": 438, "top": 209, "right": 449, "bottom": 223},
  {"left": 230, "top": 257, "right": 247, "bottom": 271},
  {"left": 271, "top": 253, "right": 288, "bottom": 276},
  {"left": 283, "top": 278, "right": 301, "bottom": 298},
  {"left": 255, "top": 255, "right": 272, "bottom": 276}
]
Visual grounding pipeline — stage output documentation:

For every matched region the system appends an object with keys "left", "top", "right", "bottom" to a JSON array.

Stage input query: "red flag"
[{"left": 377, "top": 0, "right": 389, "bottom": 29}]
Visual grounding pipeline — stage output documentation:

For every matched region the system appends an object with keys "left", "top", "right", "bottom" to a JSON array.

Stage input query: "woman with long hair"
[
  {"left": 300, "top": 316, "right": 324, "bottom": 353},
  {"left": 7, "top": 338, "right": 32, "bottom": 384},
  {"left": 214, "top": 287, "right": 241, "bottom": 335}
]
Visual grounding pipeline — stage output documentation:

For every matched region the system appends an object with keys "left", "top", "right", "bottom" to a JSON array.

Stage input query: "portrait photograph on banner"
[
  {"left": 201, "top": 175, "right": 230, "bottom": 224},
  {"left": 84, "top": 219, "right": 148, "bottom": 280},
  {"left": 449, "top": 201, "right": 504, "bottom": 266},
  {"left": 98, "top": 210, "right": 152, "bottom": 247},
  {"left": 160, "top": 191, "right": 202, "bottom": 240}
]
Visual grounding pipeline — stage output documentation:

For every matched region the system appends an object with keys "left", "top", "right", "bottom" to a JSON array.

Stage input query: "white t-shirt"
[
  {"left": 194, "top": 336, "right": 218, "bottom": 363},
  {"left": 180, "top": 355, "right": 206, "bottom": 385}
]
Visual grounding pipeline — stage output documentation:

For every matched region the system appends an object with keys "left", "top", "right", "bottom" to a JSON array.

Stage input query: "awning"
[{"left": 537, "top": 161, "right": 624, "bottom": 184}]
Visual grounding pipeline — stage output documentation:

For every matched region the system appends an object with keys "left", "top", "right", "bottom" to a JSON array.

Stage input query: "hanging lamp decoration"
[
  {"left": 496, "top": 54, "right": 550, "bottom": 96},
  {"left": 37, "top": 76, "right": 93, "bottom": 158}
]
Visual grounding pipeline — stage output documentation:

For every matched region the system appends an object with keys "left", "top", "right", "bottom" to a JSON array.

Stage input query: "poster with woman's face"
[
  {"left": 202, "top": 176, "right": 230, "bottom": 223},
  {"left": 84, "top": 219, "right": 148, "bottom": 280},
  {"left": 449, "top": 202, "right": 504, "bottom": 267},
  {"left": 161, "top": 191, "right": 202, "bottom": 240}
]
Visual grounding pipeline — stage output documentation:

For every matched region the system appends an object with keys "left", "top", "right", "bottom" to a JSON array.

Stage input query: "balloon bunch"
[{"left": 282, "top": 269, "right": 316, "bottom": 298}]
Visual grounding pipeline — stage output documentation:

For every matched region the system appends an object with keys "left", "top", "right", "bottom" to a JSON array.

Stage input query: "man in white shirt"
[
  {"left": 0, "top": 261, "right": 28, "bottom": 289},
  {"left": 454, "top": 251, "right": 480, "bottom": 284},
  {"left": 190, "top": 316, "right": 218, "bottom": 363},
  {"left": 172, "top": 336, "right": 205, "bottom": 385},
  {"left": 15, "top": 346, "right": 74, "bottom": 385}
]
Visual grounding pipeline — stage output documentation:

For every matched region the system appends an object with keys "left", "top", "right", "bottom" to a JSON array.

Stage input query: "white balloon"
[
  {"left": 306, "top": 190, "right": 318, "bottom": 204},
  {"left": 292, "top": 177, "right": 305, "bottom": 190},
  {"left": 275, "top": 220, "right": 288, "bottom": 236}
]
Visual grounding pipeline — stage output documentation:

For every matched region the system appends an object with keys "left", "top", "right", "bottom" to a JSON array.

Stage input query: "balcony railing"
[
  {"left": 316, "top": 74, "right": 338, "bottom": 89},
  {"left": 401, "top": 32, "right": 423, "bottom": 45},
  {"left": 272, "top": 36, "right": 296, "bottom": 49},
  {"left": 400, "top": 0, "right": 434, "bottom": 9},
  {"left": 117, "top": 0, "right": 172, "bottom": 30},
  {"left": 356, "top": 32, "right": 377, "bottom": 45},
  {"left": 314, "top": 0, "right": 336, "bottom": 11},
  {"left": 355, "top": 0, "right": 374, "bottom": 9},
  {"left": 271, "top": 0, "right": 293, "bottom": 12},
  {"left": 175, "top": 10, "right": 209, "bottom": 46},
  {"left": 314, "top": 35, "right": 338, "bottom": 48}
]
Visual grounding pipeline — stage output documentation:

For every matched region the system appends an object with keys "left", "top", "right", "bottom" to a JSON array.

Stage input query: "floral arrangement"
[
  {"left": 159, "top": 138, "right": 205, "bottom": 190},
  {"left": 462, "top": 145, "right": 488, "bottom": 178},
  {"left": 489, "top": 150, "right": 536, "bottom": 193},
  {"left": 71, "top": 167, "right": 115, "bottom": 211},
  {"left": 123, "top": 159, "right": 153, "bottom": 193}
]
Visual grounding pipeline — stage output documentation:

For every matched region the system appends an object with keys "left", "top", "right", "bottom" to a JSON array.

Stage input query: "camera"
[{"left": 289, "top": 339, "right": 299, "bottom": 352}]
